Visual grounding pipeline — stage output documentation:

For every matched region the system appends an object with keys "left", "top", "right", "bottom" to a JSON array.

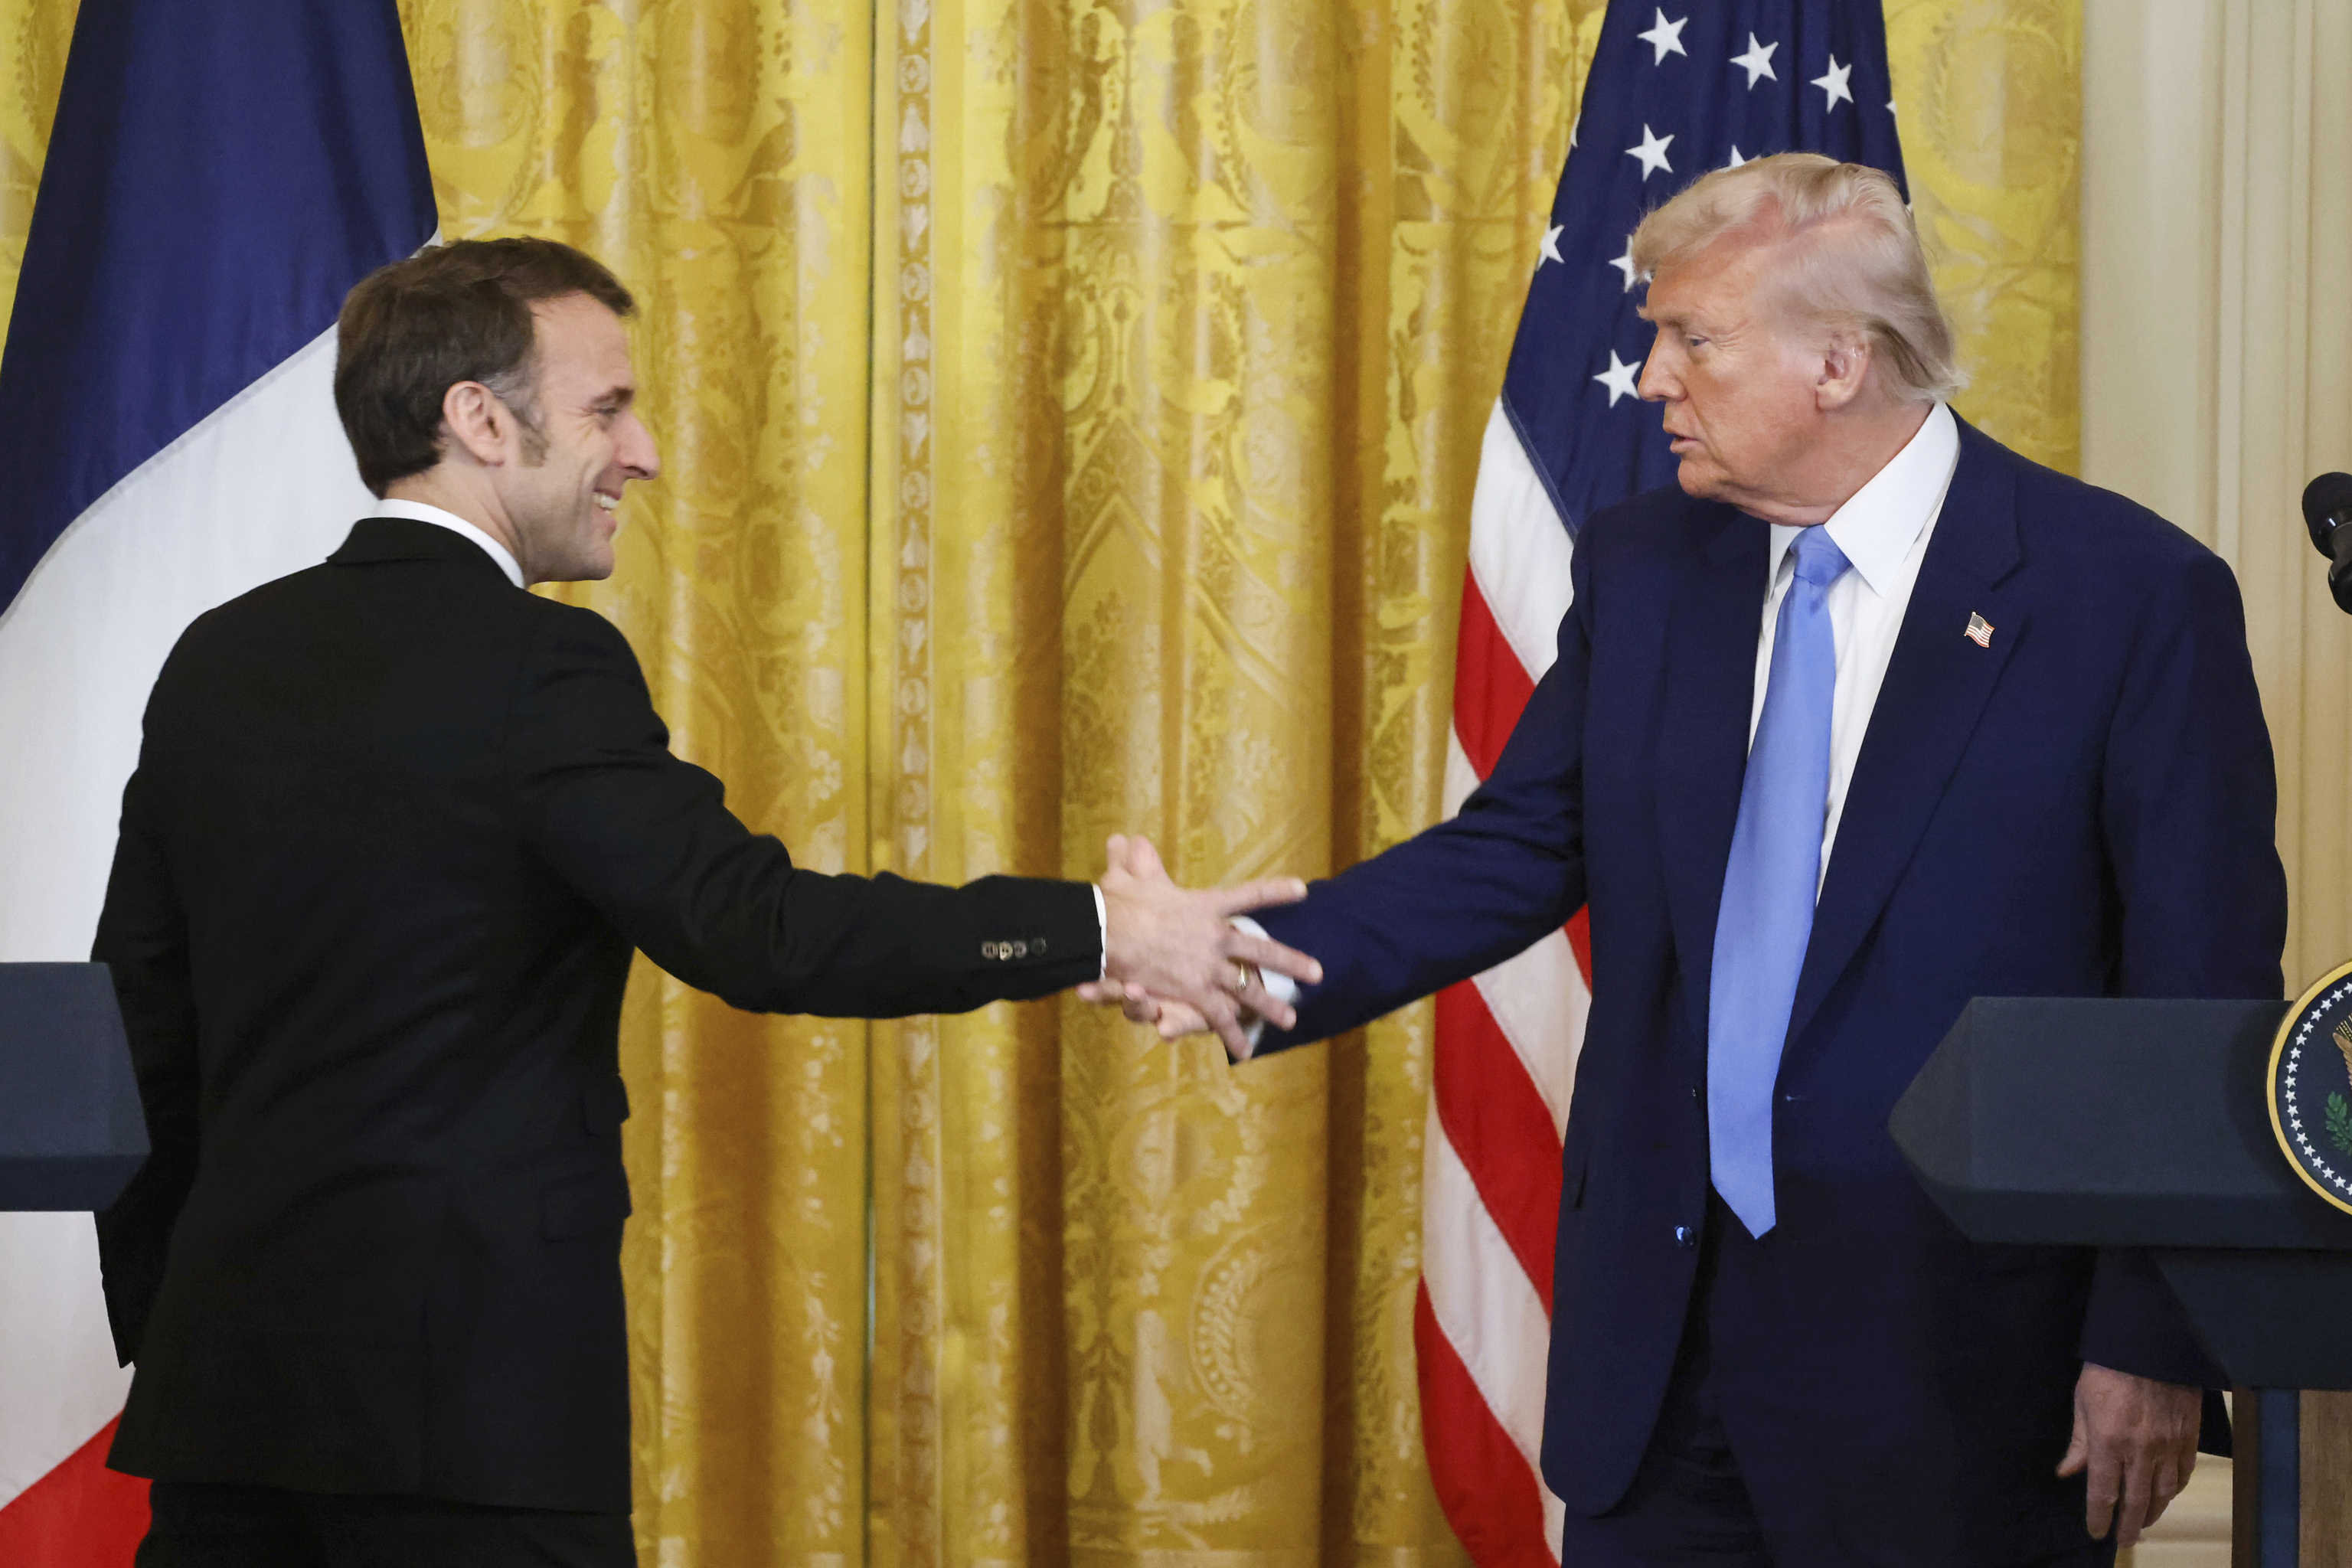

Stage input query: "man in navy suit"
[{"left": 1097, "top": 155, "right": 2286, "bottom": 1563}]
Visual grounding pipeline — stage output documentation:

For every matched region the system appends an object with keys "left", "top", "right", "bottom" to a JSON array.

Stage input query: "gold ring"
[{"left": 1230, "top": 962, "right": 1252, "bottom": 994}]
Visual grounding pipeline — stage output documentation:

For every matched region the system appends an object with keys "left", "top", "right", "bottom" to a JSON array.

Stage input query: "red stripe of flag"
[
  {"left": 1432, "top": 981, "right": 1566, "bottom": 1313},
  {"left": 0, "top": 1417, "right": 149, "bottom": 1567},
  {"left": 1452, "top": 577, "right": 1538, "bottom": 781},
  {"left": 1414, "top": 1282, "right": 1557, "bottom": 1567},
  {"left": 1563, "top": 906, "right": 1592, "bottom": 985}
]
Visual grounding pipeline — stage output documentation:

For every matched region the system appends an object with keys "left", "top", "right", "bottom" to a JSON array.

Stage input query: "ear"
[
  {"left": 438, "top": 381, "right": 514, "bottom": 469},
  {"left": 1814, "top": 334, "right": 1873, "bottom": 413}
]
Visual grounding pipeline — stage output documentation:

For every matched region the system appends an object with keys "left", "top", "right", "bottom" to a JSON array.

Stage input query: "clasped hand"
[{"left": 1086, "top": 835, "right": 1319, "bottom": 1057}]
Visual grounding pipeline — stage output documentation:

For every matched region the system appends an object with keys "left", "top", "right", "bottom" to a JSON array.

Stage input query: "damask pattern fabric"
[{"left": 0, "top": 2, "right": 2080, "bottom": 1564}]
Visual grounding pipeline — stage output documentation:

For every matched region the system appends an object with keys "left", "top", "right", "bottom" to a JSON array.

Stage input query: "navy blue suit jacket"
[{"left": 1250, "top": 422, "right": 2286, "bottom": 1560}]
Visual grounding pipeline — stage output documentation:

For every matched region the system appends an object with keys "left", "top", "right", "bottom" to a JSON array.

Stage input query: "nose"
[
  {"left": 1637, "top": 335, "right": 1677, "bottom": 403},
  {"left": 619, "top": 411, "right": 661, "bottom": 482}
]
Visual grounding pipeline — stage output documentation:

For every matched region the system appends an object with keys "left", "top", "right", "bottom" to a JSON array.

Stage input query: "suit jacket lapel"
[
  {"left": 1658, "top": 504, "right": 1771, "bottom": 1046},
  {"left": 1784, "top": 423, "right": 2025, "bottom": 1050}
]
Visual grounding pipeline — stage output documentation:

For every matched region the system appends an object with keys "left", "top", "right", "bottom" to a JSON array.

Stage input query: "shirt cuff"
[
  {"left": 1229, "top": 916, "right": 1298, "bottom": 1054},
  {"left": 1093, "top": 884, "right": 1108, "bottom": 981}
]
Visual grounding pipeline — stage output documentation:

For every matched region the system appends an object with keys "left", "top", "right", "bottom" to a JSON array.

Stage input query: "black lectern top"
[
  {"left": 0, "top": 962, "right": 149, "bottom": 1211},
  {"left": 1891, "top": 996, "right": 2352, "bottom": 1251}
]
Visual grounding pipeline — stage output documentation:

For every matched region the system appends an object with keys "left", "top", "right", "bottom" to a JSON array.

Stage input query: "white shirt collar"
[
  {"left": 1766, "top": 402, "right": 1959, "bottom": 596},
  {"left": 372, "top": 498, "right": 525, "bottom": 589}
]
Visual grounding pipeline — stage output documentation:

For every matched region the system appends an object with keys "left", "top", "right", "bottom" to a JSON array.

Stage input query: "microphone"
[{"left": 2304, "top": 472, "right": 2352, "bottom": 614}]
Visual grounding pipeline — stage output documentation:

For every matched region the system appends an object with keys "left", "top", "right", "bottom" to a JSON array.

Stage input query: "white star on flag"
[
  {"left": 1609, "top": 235, "right": 1638, "bottom": 289},
  {"left": 1730, "top": 33, "right": 1778, "bottom": 87},
  {"left": 1625, "top": 123, "right": 1674, "bottom": 179},
  {"left": 1593, "top": 349, "right": 1642, "bottom": 406},
  {"left": 1540, "top": 225, "right": 1565, "bottom": 266},
  {"left": 1725, "top": 145, "right": 1748, "bottom": 168},
  {"left": 1813, "top": 54, "right": 1854, "bottom": 109},
  {"left": 1637, "top": 9, "right": 1687, "bottom": 64}
]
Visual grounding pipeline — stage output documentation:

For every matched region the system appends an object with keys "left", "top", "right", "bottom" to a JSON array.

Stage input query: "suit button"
[
  {"left": 1012, "top": 941, "right": 1029, "bottom": 959},
  {"left": 1674, "top": 1226, "right": 1695, "bottom": 1249},
  {"left": 1689, "top": 1086, "right": 1700, "bottom": 1102},
  {"left": 981, "top": 942, "right": 999, "bottom": 959},
  {"left": 1034, "top": 937, "right": 1048, "bottom": 955}
]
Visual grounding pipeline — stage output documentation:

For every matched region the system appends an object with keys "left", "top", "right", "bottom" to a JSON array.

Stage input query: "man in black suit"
[{"left": 94, "top": 237, "right": 1316, "bottom": 1567}]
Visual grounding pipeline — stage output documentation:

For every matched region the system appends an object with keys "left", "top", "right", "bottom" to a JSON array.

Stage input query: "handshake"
[{"left": 1085, "top": 833, "right": 1321, "bottom": 1059}]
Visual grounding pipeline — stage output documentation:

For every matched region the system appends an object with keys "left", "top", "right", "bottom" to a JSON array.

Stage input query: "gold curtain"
[{"left": 0, "top": 3, "right": 2079, "bottom": 1564}]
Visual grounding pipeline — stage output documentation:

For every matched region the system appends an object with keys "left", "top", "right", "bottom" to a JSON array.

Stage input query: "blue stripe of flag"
[
  {"left": 0, "top": 0, "right": 437, "bottom": 615},
  {"left": 1502, "top": 0, "right": 1904, "bottom": 537}
]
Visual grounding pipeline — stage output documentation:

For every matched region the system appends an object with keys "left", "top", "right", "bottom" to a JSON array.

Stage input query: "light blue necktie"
[{"left": 1708, "top": 524, "right": 1850, "bottom": 1239}]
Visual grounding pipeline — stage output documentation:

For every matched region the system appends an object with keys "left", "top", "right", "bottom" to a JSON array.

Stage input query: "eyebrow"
[{"left": 1643, "top": 303, "right": 1713, "bottom": 335}]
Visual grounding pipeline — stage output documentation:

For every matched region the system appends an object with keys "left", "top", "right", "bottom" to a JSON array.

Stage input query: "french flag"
[{"left": 0, "top": 3, "right": 433, "bottom": 1559}]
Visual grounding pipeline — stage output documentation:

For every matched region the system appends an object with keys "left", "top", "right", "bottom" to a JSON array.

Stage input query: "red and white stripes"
[
  {"left": 0, "top": 1416, "right": 148, "bottom": 1567},
  {"left": 1417, "top": 401, "right": 1589, "bottom": 1565}
]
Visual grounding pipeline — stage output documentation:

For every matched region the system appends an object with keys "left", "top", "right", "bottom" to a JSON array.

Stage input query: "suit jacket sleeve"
[
  {"left": 1248, "top": 545, "right": 1592, "bottom": 1051},
  {"left": 505, "top": 608, "right": 1100, "bottom": 1015},
  {"left": 2082, "top": 547, "right": 2288, "bottom": 1386},
  {"left": 90, "top": 751, "right": 202, "bottom": 1366}
]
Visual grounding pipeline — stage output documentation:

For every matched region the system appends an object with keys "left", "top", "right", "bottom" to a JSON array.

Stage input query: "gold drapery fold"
[
  {"left": 1886, "top": 0, "right": 2080, "bottom": 471},
  {"left": 0, "top": 0, "right": 74, "bottom": 328},
  {"left": 0, "top": 3, "right": 2080, "bottom": 1563}
]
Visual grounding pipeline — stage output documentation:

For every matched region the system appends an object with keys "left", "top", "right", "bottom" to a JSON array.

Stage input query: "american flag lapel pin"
[{"left": 1965, "top": 612, "right": 1994, "bottom": 648}]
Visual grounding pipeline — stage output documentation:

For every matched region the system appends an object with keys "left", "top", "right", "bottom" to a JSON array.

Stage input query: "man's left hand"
[{"left": 2056, "top": 1362, "right": 2201, "bottom": 1547}]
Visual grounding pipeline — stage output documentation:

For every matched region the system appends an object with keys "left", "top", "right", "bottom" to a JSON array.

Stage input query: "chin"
[
  {"left": 543, "top": 547, "right": 616, "bottom": 585},
  {"left": 578, "top": 521, "right": 618, "bottom": 580},
  {"left": 1674, "top": 459, "right": 1723, "bottom": 500}
]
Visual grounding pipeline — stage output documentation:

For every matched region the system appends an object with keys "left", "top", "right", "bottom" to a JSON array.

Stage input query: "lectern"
[
  {"left": 0, "top": 962, "right": 149, "bottom": 1211},
  {"left": 1892, "top": 995, "right": 2352, "bottom": 1566}
]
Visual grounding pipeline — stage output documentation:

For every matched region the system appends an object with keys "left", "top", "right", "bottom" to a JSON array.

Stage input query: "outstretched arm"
[{"left": 508, "top": 609, "right": 1318, "bottom": 1038}]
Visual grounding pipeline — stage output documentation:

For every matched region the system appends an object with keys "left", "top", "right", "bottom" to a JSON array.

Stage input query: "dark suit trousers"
[
  {"left": 1560, "top": 1200, "right": 2119, "bottom": 1568},
  {"left": 138, "top": 1481, "right": 634, "bottom": 1568}
]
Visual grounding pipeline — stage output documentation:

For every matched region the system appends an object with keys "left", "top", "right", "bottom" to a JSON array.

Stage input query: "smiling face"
[
  {"left": 1635, "top": 236, "right": 1851, "bottom": 521},
  {"left": 494, "top": 293, "right": 660, "bottom": 583}
]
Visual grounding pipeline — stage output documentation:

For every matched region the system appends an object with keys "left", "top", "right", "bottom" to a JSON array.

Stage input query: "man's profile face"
[
  {"left": 1635, "top": 236, "right": 1831, "bottom": 516},
  {"left": 495, "top": 293, "right": 660, "bottom": 583}
]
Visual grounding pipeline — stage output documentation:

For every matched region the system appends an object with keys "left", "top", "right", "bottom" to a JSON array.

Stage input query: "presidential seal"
[{"left": 2269, "top": 958, "right": 2352, "bottom": 1217}]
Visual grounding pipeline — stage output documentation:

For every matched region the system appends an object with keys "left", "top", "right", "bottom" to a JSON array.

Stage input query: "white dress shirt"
[
  {"left": 1241, "top": 402, "right": 1962, "bottom": 1034},
  {"left": 1754, "top": 401, "right": 1959, "bottom": 892},
  {"left": 372, "top": 497, "right": 525, "bottom": 589}
]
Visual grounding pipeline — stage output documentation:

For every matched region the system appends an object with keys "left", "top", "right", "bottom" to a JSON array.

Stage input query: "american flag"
[{"left": 1419, "top": 4, "right": 1902, "bottom": 1562}]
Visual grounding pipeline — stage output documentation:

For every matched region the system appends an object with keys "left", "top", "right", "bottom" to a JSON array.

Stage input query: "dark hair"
[{"left": 334, "top": 237, "right": 636, "bottom": 496}]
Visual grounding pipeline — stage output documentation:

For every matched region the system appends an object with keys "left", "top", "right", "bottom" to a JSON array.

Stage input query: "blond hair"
[{"left": 1627, "top": 154, "right": 1962, "bottom": 403}]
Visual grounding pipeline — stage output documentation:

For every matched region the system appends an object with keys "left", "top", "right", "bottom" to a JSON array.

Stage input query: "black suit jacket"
[{"left": 93, "top": 518, "right": 1099, "bottom": 1511}]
